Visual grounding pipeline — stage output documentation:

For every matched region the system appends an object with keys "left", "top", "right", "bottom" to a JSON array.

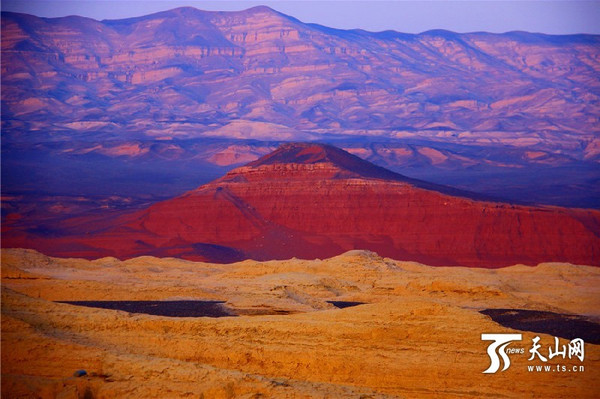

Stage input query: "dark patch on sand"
[
  {"left": 481, "top": 308, "right": 600, "bottom": 344},
  {"left": 234, "top": 308, "right": 297, "bottom": 316},
  {"left": 327, "top": 300, "right": 365, "bottom": 309},
  {"left": 59, "top": 299, "right": 370, "bottom": 317},
  {"left": 58, "top": 300, "right": 234, "bottom": 318}
]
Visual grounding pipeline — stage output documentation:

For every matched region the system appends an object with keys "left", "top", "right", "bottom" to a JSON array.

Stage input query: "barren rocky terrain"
[
  {"left": 3, "top": 7, "right": 598, "bottom": 141},
  {"left": 2, "top": 6, "right": 599, "bottom": 398},
  {"left": 2, "top": 6, "right": 600, "bottom": 210},
  {"left": 2, "top": 248, "right": 599, "bottom": 398}
]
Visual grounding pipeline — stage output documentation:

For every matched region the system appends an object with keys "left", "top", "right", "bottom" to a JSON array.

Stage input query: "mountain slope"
[
  {"left": 1, "top": 5, "right": 599, "bottom": 220},
  {"left": 5, "top": 143, "right": 599, "bottom": 267},
  {"left": 2, "top": 6, "right": 599, "bottom": 143}
]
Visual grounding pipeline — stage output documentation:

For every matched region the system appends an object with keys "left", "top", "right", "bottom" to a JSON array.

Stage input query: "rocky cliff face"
[
  {"left": 2, "top": 6, "right": 599, "bottom": 142},
  {"left": 7, "top": 143, "right": 599, "bottom": 267}
]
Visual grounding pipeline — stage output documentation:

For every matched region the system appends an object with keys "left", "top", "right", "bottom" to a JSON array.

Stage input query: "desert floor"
[{"left": 2, "top": 248, "right": 599, "bottom": 398}]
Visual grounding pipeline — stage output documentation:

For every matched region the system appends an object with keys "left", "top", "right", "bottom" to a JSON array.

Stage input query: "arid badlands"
[
  {"left": 2, "top": 248, "right": 599, "bottom": 398},
  {"left": 2, "top": 4, "right": 600, "bottom": 398}
]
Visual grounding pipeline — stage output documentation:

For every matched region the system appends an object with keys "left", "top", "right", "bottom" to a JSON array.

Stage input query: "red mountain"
[{"left": 5, "top": 143, "right": 599, "bottom": 267}]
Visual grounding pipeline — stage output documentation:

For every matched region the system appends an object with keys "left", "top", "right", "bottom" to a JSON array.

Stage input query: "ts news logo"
[
  {"left": 481, "top": 333, "right": 586, "bottom": 374},
  {"left": 481, "top": 333, "right": 523, "bottom": 373}
]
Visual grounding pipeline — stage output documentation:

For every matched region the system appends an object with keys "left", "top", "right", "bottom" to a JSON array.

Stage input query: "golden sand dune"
[{"left": 2, "top": 248, "right": 599, "bottom": 398}]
